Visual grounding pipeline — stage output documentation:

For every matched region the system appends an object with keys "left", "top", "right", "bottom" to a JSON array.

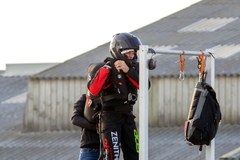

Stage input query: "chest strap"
[{"left": 93, "top": 93, "right": 137, "bottom": 105}]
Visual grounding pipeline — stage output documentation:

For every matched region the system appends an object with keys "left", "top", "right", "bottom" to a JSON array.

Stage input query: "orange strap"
[
  {"left": 179, "top": 51, "right": 185, "bottom": 72},
  {"left": 178, "top": 51, "right": 185, "bottom": 80}
]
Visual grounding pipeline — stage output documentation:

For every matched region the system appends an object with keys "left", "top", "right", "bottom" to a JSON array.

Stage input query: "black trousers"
[{"left": 99, "top": 110, "right": 139, "bottom": 160}]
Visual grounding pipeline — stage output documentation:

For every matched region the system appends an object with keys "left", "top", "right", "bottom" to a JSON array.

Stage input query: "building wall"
[
  {"left": 24, "top": 76, "right": 240, "bottom": 131},
  {"left": 216, "top": 76, "right": 240, "bottom": 124},
  {"left": 24, "top": 78, "right": 87, "bottom": 131}
]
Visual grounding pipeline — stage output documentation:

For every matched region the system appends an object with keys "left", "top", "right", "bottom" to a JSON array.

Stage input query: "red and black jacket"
[{"left": 88, "top": 57, "right": 139, "bottom": 107}]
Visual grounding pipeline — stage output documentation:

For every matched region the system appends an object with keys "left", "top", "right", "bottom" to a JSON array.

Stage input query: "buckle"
[{"left": 128, "top": 93, "right": 137, "bottom": 101}]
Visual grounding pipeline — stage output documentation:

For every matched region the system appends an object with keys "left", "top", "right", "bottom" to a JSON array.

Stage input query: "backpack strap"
[{"left": 193, "top": 85, "right": 209, "bottom": 120}]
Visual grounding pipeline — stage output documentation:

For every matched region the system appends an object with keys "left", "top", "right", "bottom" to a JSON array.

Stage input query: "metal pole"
[
  {"left": 153, "top": 49, "right": 210, "bottom": 56},
  {"left": 139, "top": 45, "right": 149, "bottom": 160},
  {"left": 138, "top": 46, "right": 214, "bottom": 160},
  {"left": 206, "top": 54, "right": 215, "bottom": 160}
]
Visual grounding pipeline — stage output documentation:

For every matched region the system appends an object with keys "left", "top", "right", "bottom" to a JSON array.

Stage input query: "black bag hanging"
[
  {"left": 184, "top": 81, "right": 221, "bottom": 151},
  {"left": 184, "top": 55, "right": 221, "bottom": 151}
]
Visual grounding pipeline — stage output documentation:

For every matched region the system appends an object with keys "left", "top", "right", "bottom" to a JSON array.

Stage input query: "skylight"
[
  {"left": 206, "top": 44, "right": 240, "bottom": 58},
  {"left": 149, "top": 45, "right": 178, "bottom": 50},
  {"left": 1, "top": 92, "right": 27, "bottom": 104},
  {"left": 178, "top": 17, "right": 239, "bottom": 32}
]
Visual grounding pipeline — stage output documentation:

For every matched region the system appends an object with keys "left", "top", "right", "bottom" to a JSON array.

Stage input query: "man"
[
  {"left": 71, "top": 63, "right": 104, "bottom": 160},
  {"left": 88, "top": 32, "right": 145, "bottom": 160},
  {"left": 71, "top": 93, "right": 100, "bottom": 160}
]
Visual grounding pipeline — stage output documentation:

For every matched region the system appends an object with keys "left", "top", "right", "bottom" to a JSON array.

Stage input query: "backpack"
[{"left": 184, "top": 81, "right": 222, "bottom": 151}]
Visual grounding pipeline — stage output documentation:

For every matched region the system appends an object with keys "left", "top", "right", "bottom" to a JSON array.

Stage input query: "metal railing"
[{"left": 138, "top": 45, "right": 215, "bottom": 160}]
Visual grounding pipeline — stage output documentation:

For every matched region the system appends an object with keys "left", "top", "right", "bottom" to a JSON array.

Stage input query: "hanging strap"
[
  {"left": 179, "top": 51, "right": 185, "bottom": 80},
  {"left": 197, "top": 50, "right": 206, "bottom": 82}
]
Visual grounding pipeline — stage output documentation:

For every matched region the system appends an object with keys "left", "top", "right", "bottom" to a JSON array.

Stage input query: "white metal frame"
[{"left": 138, "top": 45, "right": 215, "bottom": 160}]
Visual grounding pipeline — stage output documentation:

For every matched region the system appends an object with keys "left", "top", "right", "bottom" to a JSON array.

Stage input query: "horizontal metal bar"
[{"left": 148, "top": 48, "right": 212, "bottom": 56}]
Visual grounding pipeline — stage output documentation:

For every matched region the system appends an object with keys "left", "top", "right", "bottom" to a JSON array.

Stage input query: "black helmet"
[{"left": 109, "top": 32, "right": 142, "bottom": 60}]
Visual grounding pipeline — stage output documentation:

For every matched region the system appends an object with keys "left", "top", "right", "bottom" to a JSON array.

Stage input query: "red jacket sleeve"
[{"left": 88, "top": 67, "right": 111, "bottom": 96}]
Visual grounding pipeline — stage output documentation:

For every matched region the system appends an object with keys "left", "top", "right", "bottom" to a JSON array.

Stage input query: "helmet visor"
[
  {"left": 121, "top": 49, "right": 135, "bottom": 54},
  {"left": 118, "top": 36, "right": 141, "bottom": 51}
]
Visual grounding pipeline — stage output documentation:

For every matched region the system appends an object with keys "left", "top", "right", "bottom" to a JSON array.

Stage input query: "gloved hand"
[{"left": 103, "top": 61, "right": 112, "bottom": 69}]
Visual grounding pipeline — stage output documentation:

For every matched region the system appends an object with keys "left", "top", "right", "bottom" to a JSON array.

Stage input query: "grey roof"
[
  {"left": 0, "top": 76, "right": 28, "bottom": 102},
  {"left": 33, "top": 0, "right": 240, "bottom": 79},
  {"left": 32, "top": 44, "right": 110, "bottom": 79},
  {"left": 0, "top": 124, "right": 239, "bottom": 160}
]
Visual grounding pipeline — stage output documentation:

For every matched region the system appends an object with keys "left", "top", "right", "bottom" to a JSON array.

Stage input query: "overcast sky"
[{"left": 0, "top": 0, "right": 201, "bottom": 70}]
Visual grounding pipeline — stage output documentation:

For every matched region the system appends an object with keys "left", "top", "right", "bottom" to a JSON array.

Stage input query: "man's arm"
[
  {"left": 71, "top": 94, "right": 96, "bottom": 130},
  {"left": 88, "top": 63, "right": 111, "bottom": 96}
]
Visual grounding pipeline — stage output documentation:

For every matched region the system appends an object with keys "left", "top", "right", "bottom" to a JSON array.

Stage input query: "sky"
[{"left": 0, "top": 0, "right": 201, "bottom": 70}]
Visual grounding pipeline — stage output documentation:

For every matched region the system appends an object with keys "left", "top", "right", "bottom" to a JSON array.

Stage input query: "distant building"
[{"left": 0, "top": 63, "right": 58, "bottom": 76}]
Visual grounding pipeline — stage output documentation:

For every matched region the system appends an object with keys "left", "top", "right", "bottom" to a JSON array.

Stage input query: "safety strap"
[
  {"left": 93, "top": 93, "right": 137, "bottom": 105},
  {"left": 193, "top": 86, "right": 208, "bottom": 120},
  {"left": 179, "top": 51, "right": 185, "bottom": 80},
  {"left": 197, "top": 50, "right": 207, "bottom": 82},
  {"left": 93, "top": 95, "right": 126, "bottom": 105}
]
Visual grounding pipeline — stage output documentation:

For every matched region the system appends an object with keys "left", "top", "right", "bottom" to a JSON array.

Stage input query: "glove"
[{"left": 103, "top": 61, "right": 112, "bottom": 69}]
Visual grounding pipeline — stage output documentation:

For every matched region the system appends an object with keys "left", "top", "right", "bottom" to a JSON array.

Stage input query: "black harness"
[{"left": 93, "top": 57, "right": 138, "bottom": 111}]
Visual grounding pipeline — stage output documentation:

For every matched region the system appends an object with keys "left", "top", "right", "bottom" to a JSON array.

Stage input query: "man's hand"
[{"left": 114, "top": 60, "right": 129, "bottom": 73}]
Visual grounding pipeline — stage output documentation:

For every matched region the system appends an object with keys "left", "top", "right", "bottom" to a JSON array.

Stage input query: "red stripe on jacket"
[{"left": 127, "top": 75, "right": 139, "bottom": 89}]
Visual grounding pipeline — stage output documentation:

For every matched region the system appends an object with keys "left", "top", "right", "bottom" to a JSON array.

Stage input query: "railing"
[{"left": 138, "top": 45, "right": 215, "bottom": 160}]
